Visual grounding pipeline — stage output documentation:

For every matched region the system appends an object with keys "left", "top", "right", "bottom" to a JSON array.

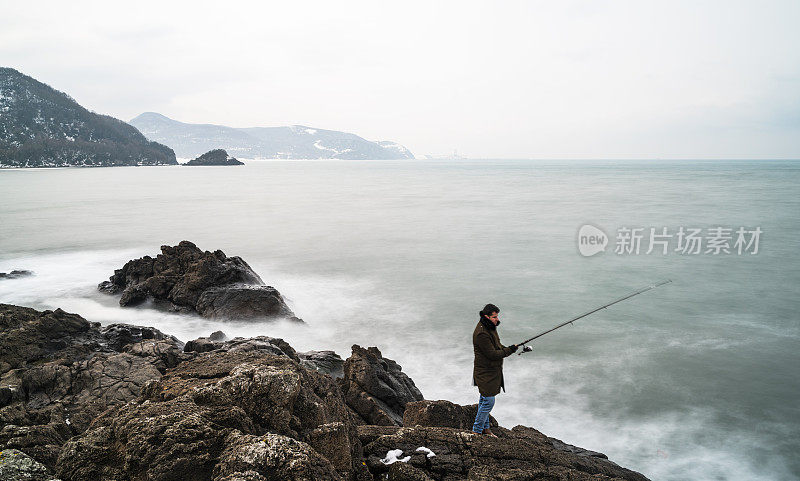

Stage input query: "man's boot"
[{"left": 483, "top": 428, "right": 498, "bottom": 438}]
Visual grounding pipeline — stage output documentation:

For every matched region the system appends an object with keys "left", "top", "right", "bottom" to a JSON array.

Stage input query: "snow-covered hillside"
[{"left": 129, "top": 112, "right": 415, "bottom": 160}]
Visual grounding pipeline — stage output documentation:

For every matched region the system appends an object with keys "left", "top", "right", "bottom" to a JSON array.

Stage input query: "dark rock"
[
  {"left": 467, "top": 464, "right": 629, "bottom": 481},
  {"left": 0, "top": 270, "right": 34, "bottom": 280},
  {"left": 0, "top": 423, "right": 69, "bottom": 469},
  {"left": 97, "top": 241, "right": 302, "bottom": 322},
  {"left": 196, "top": 284, "right": 297, "bottom": 320},
  {"left": 362, "top": 425, "right": 650, "bottom": 481},
  {"left": 209, "top": 330, "right": 228, "bottom": 341},
  {"left": 56, "top": 396, "right": 246, "bottom": 480},
  {"left": 21, "top": 351, "right": 163, "bottom": 409},
  {"left": 403, "top": 399, "right": 498, "bottom": 431},
  {"left": 406, "top": 400, "right": 608, "bottom": 459},
  {"left": 119, "top": 284, "right": 148, "bottom": 306},
  {"left": 183, "top": 335, "right": 300, "bottom": 362},
  {"left": 184, "top": 336, "right": 223, "bottom": 353},
  {"left": 308, "top": 422, "right": 353, "bottom": 473},
  {"left": 0, "top": 304, "right": 188, "bottom": 470},
  {"left": 387, "top": 462, "right": 434, "bottom": 481},
  {"left": 97, "top": 280, "right": 120, "bottom": 294},
  {"left": 115, "top": 330, "right": 186, "bottom": 373},
  {"left": 340, "top": 345, "right": 424, "bottom": 426},
  {"left": 184, "top": 149, "right": 244, "bottom": 166},
  {"left": 58, "top": 350, "right": 364, "bottom": 480},
  {"left": 0, "top": 305, "right": 91, "bottom": 372},
  {"left": 213, "top": 431, "right": 340, "bottom": 480},
  {"left": 299, "top": 350, "right": 344, "bottom": 379},
  {"left": 99, "top": 323, "right": 179, "bottom": 351},
  {"left": 550, "top": 438, "right": 608, "bottom": 459},
  {"left": 357, "top": 424, "right": 402, "bottom": 446},
  {"left": 0, "top": 448, "right": 61, "bottom": 481},
  {"left": 0, "top": 386, "right": 12, "bottom": 407},
  {"left": 386, "top": 462, "right": 433, "bottom": 481}
]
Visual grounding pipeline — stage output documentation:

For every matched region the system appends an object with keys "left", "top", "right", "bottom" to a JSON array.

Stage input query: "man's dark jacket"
[{"left": 473, "top": 318, "right": 515, "bottom": 396}]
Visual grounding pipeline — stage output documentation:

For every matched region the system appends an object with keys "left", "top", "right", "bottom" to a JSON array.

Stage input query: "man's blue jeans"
[{"left": 472, "top": 394, "right": 495, "bottom": 433}]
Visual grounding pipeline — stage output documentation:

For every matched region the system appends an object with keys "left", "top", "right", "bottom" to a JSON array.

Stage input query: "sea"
[{"left": 0, "top": 159, "right": 798, "bottom": 480}]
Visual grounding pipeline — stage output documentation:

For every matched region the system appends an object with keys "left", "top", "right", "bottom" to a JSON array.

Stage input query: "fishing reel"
[{"left": 517, "top": 344, "right": 533, "bottom": 355}]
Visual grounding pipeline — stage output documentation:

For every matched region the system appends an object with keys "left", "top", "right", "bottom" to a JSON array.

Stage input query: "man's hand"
[{"left": 508, "top": 344, "right": 519, "bottom": 353}]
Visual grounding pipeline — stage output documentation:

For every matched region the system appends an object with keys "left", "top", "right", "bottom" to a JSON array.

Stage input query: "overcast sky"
[{"left": 2, "top": 1, "right": 799, "bottom": 158}]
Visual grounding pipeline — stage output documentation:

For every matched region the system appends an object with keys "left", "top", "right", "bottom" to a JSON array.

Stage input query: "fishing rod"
[{"left": 516, "top": 279, "right": 672, "bottom": 355}]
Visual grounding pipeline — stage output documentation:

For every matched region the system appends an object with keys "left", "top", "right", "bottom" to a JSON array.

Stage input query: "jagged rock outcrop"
[
  {"left": 98, "top": 241, "right": 301, "bottom": 322},
  {"left": 213, "top": 431, "right": 343, "bottom": 481},
  {"left": 184, "top": 335, "right": 225, "bottom": 353},
  {"left": 184, "top": 334, "right": 300, "bottom": 361},
  {"left": 340, "top": 345, "right": 424, "bottom": 426},
  {"left": 56, "top": 350, "right": 366, "bottom": 481},
  {"left": 0, "top": 304, "right": 186, "bottom": 471},
  {"left": 184, "top": 149, "right": 244, "bottom": 166},
  {"left": 299, "top": 350, "right": 345, "bottom": 379},
  {"left": 183, "top": 334, "right": 344, "bottom": 380}
]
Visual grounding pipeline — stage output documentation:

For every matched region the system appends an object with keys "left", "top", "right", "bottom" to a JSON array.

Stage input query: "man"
[{"left": 472, "top": 303, "right": 517, "bottom": 437}]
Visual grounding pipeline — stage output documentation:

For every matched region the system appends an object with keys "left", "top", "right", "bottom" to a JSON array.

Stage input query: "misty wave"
[{"left": 0, "top": 248, "right": 795, "bottom": 481}]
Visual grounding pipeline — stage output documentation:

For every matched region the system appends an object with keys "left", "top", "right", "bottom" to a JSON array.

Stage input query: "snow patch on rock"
[
  {"left": 416, "top": 446, "right": 436, "bottom": 458},
  {"left": 381, "top": 448, "right": 411, "bottom": 465}
]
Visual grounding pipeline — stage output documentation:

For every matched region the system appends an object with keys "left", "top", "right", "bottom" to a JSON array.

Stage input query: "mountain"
[
  {"left": 129, "top": 112, "right": 415, "bottom": 160},
  {"left": 0, "top": 68, "right": 176, "bottom": 167},
  {"left": 184, "top": 149, "right": 244, "bottom": 166}
]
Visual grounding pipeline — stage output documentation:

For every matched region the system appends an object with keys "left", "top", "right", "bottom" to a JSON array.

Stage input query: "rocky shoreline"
[
  {"left": 0, "top": 242, "right": 651, "bottom": 481},
  {"left": 0, "top": 302, "right": 651, "bottom": 481}
]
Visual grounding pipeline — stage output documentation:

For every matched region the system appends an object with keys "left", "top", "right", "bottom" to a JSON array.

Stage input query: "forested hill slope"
[{"left": 0, "top": 68, "right": 176, "bottom": 167}]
